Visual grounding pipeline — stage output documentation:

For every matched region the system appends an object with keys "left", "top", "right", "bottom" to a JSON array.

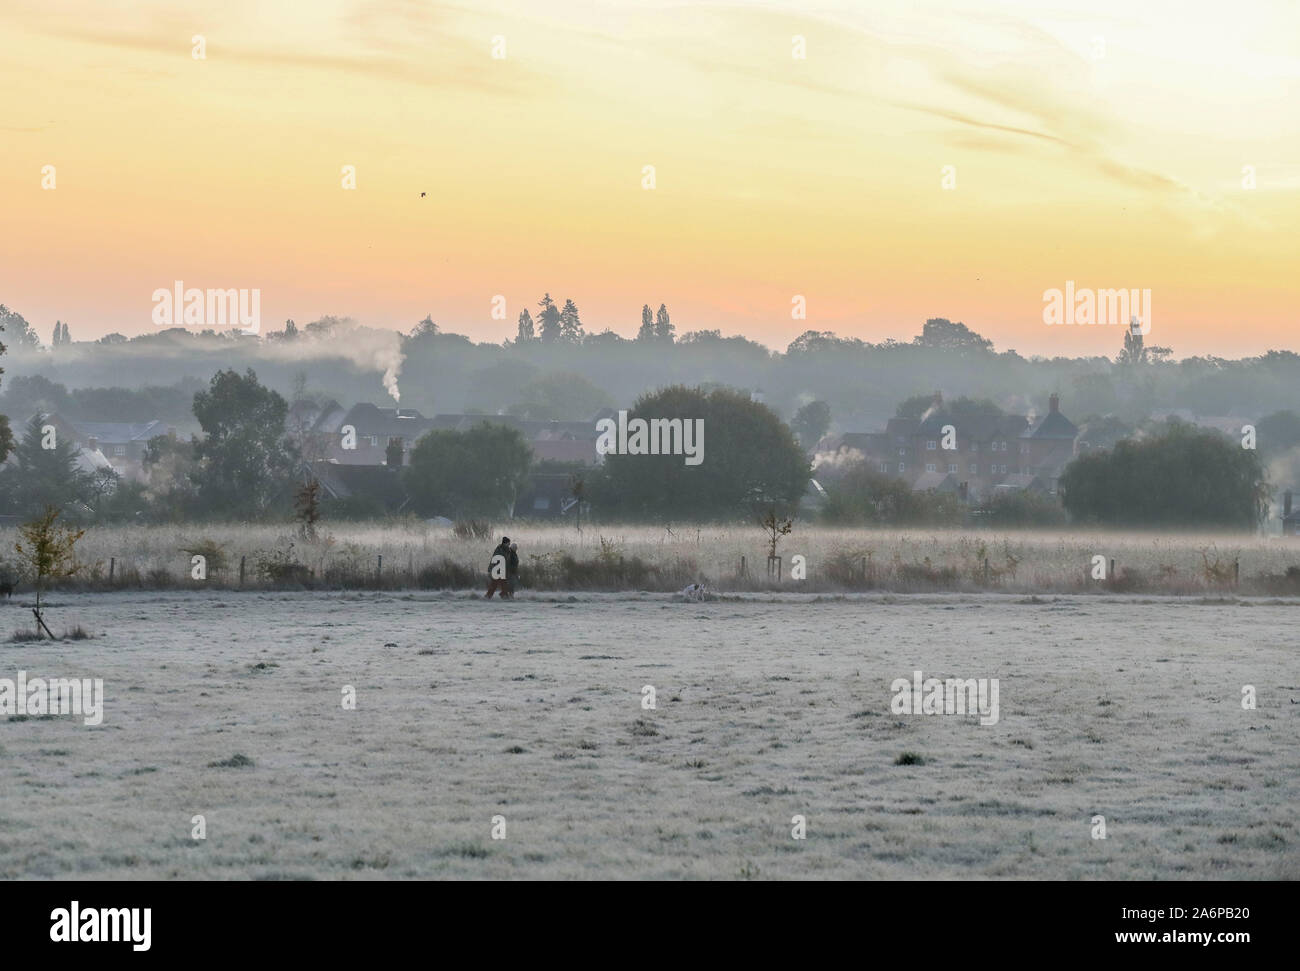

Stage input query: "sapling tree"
[
  {"left": 14, "top": 504, "right": 85, "bottom": 638},
  {"left": 757, "top": 505, "right": 794, "bottom": 579},
  {"left": 295, "top": 479, "right": 322, "bottom": 541}
]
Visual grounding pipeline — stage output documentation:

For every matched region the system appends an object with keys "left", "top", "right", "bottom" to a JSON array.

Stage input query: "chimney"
[
  {"left": 1049, "top": 393, "right": 1060, "bottom": 414},
  {"left": 1286, "top": 491, "right": 1293, "bottom": 518}
]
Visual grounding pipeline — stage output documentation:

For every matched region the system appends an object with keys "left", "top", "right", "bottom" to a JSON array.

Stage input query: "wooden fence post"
[
  {"left": 239, "top": 555, "right": 246, "bottom": 587},
  {"left": 109, "top": 557, "right": 115, "bottom": 584}
]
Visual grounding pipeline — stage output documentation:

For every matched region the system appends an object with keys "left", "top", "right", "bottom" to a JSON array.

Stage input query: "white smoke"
[
  {"left": 813, "top": 446, "right": 865, "bottom": 472},
  {"left": 264, "top": 318, "right": 404, "bottom": 402}
]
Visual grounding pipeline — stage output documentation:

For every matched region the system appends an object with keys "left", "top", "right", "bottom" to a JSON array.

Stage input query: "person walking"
[
  {"left": 485, "top": 536, "right": 511, "bottom": 599},
  {"left": 506, "top": 541, "right": 521, "bottom": 598}
]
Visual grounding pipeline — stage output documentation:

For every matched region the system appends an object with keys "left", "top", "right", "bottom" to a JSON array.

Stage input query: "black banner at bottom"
[{"left": 0, "top": 879, "right": 1282, "bottom": 957}]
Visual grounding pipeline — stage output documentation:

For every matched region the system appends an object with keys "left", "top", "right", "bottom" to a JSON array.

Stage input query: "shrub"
[
  {"left": 416, "top": 558, "right": 481, "bottom": 590},
  {"left": 254, "top": 543, "right": 311, "bottom": 584},
  {"left": 179, "top": 538, "right": 228, "bottom": 576}
]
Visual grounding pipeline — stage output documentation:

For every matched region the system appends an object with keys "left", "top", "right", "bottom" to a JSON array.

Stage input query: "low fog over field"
[{"left": 2, "top": 591, "right": 1295, "bottom": 880}]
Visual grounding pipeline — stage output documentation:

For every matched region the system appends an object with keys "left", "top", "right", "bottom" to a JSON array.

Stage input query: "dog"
[{"left": 680, "top": 582, "right": 707, "bottom": 602}]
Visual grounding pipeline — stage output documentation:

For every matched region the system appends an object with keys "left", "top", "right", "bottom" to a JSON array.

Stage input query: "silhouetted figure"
[{"left": 485, "top": 536, "right": 511, "bottom": 599}]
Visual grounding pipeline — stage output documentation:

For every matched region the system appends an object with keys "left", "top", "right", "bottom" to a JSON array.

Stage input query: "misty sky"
[{"left": 2, "top": 0, "right": 1298, "bottom": 357}]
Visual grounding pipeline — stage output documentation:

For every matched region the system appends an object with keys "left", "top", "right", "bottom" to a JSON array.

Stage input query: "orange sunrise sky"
[{"left": 2, "top": 0, "right": 1298, "bottom": 357}]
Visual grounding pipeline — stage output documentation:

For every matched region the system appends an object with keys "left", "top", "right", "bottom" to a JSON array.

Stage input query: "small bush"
[
  {"left": 254, "top": 543, "right": 312, "bottom": 585},
  {"left": 416, "top": 558, "right": 481, "bottom": 590},
  {"left": 895, "top": 559, "right": 959, "bottom": 587},
  {"left": 826, "top": 550, "right": 871, "bottom": 587},
  {"left": 179, "top": 538, "right": 229, "bottom": 576}
]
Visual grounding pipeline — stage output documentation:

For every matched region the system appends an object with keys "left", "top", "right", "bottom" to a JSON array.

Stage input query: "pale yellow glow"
[{"left": 1, "top": 0, "right": 1297, "bottom": 355}]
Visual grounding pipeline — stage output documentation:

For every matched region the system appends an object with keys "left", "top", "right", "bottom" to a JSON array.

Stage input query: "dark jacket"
[
  {"left": 506, "top": 548, "right": 520, "bottom": 577},
  {"left": 489, "top": 543, "right": 510, "bottom": 574}
]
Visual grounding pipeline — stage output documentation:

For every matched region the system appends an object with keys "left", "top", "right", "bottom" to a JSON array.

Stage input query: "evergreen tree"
[
  {"left": 637, "top": 304, "right": 655, "bottom": 341},
  {"left": 560, "top": 299, "right": 583, "bottom": 342},
  {"left": 411, "top": 314, "right": 439, "bottom": 338},
  {"left": 0, "top": 415, "right": 90, "bottom": 517},
  {"left": 654, "top": 303, "right": 674, "bottom": 343},
  {"left": 537, "top": 293, "right": 562, "bottom": 342},
  {"left": 516, "top": 308, "right": 535, "bottom": 342}
]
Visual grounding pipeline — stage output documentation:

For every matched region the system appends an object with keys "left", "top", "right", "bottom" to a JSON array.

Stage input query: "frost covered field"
[{"left": 2, "top": 590, "right": 1298, "bottom": 880}]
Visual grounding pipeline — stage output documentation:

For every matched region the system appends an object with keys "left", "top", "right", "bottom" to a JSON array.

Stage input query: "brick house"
[{"left": 822, "top": 392, "right": 1079, "bottom": 500}]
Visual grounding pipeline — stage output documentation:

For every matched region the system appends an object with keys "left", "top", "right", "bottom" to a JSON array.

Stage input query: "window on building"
[
  {"left": 898, "top": 462, "right": 905, "bottom": 473},
  {"left": 114, "top": 445, "right": 126, "bottom": 456},
  {"left": 926, "top": 463, "right": 936, "bottom": 472},
  {"left": 879, "top": 462, "right": 888, "bottom": 474},
  {"left": 926, "top": 440, "right": 937, "bottom": 450},
  {"left": 898, "top": 447, "right": 906, "bottom": 456},
  {"left": 969, "top": 463, "right": 977, "bottom": 474},
  {"left": 971, "top": 443, "right": 978, "bottom": 453},
  {"left": 948, "top": 464, "right": 958, "bottom": 473},
  {"left": 368, "top": 436, "right": 379, "bottom": 447}
]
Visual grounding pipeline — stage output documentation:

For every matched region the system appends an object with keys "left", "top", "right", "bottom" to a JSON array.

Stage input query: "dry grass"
[{"left": 5, "top": 523, "right": 1300, "bottom": 595}]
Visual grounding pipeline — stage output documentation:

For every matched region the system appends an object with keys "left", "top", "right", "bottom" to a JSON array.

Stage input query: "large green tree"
[
  {"left": 404, "top": 421, "right": 533, "bottom": 518},
  {"left": 191, "top": 369, "right": 297, "bottom": 518},
  {"left": 820, "top": 463, "right": 963, "bottom": 526},
  {"left": 0, "top": 305, "right": 42, "bottom": 350},
  {"left": 591, "top": 386, "right": 810, "bottom": 521},
  {"left": 1059, "top": 422, "right": 1267, "bottom": 529}
]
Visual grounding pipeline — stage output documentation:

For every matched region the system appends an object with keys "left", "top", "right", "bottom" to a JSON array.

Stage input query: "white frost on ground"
[{"left": 1, "top": 590, "right": 1297, "bottom": 879}]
